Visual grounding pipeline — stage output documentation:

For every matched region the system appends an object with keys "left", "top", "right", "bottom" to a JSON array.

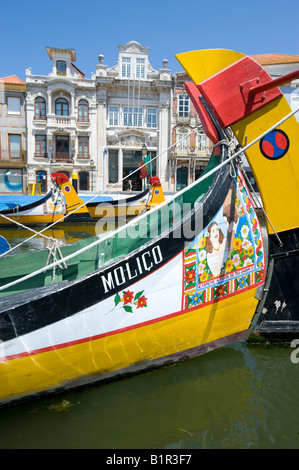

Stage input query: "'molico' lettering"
[{"left": 101, "top": 245, "right": 163, "bottom": 293}]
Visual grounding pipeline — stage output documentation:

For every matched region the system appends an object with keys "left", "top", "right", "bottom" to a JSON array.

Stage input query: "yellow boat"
[
  {"left": 176, "top": 48, "right": 299, "bottom": 335},
  {"left": 2, "top": 47, "right": 297, "bottom": 405}
]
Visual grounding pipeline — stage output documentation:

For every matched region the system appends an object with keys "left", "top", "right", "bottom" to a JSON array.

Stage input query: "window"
[
  {"left": 136, "top": 58, "right": 145, "bottom": 79},
  {"left": 108, "top": 106, "right": 119, "bottom": 126},
  {"left": 78, "top": 99, "right": 89, "bottom": 122},
  {"left": 55, "top": 98, "right": 69, "bottom": 116},
  {"left": 56, "top": 61, "right": 66, "bottom": 75},
  {"left": 122, "top": 57, "right": 131, "bottom": 78},
  {"left": 178, "top": 94, "right": 189, "bottom": 117},
  {"left": 177, "top": 129, "right": 188, "bottom": 151},
  {"left": 79, "top": 171, "right": 89, "bottom": 191},
  {"left": 7, "top": 97, "right": 21, "bottom": 115},
  {"left": 197, "top": 131, "right": 208, "bottom": 151},
  {"left": 9, "top": 134, "right": 21, "bottom": 159},
  {"left": 35, "top": 135, "right": 47, "bottom": 157},
  {"left": 34, "top": 97, "right": 46, "bottom": 119},
  {"left": 123, "top": 106, "right": 142, "bottom": 127},
  {"left": 108, "top": 150, "right": 118, "bottom": 183},
  {"left": 147, "top": 108, "right": 157, "bottom": 128},
  {"left": 78, "top": 136, "right": 89, "bottom": 157}
]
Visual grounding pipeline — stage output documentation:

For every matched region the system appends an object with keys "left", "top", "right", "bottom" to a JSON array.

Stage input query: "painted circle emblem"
[
  {"left": 259, "top": 129, "right": 289, "bottom": 160},
  {"left": 154, "top": 189, "right": 160, "bottom": 195},
  {"left": 64, "top": 185, "right": 71, "bottom": 192}
]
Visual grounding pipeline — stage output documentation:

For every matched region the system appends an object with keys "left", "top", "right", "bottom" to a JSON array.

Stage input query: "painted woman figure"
[
  {"left": 205, "top": 186, "right": 239, "bottom": 277},
  {"left": 206, "top": 221, "right": 229, "bottom": 277}
]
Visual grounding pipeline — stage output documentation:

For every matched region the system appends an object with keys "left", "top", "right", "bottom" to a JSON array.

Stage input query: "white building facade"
[{"left": 25, "top": 41, "right": 172, "bottom": 194}]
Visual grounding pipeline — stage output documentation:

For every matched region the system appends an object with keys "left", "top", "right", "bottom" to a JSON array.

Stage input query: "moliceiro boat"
[
  {"left": 0, "top": 128, "right": 265, "bottom": 405},
  {"left": 0, "top": 173, "right": 154, "bottom": 226},
  {"left": 176, "top": 48, "right": 299, "bottom": 336},
  {"left": 1, "top": 46, "right": 295, "bottom": 405}
]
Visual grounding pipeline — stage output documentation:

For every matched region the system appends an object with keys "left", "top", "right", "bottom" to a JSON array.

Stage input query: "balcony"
[
  {"left": 34, "top": 152, "right": 48, "bottom": 159},
  {"left": 51, "top": 153, "right": 74, "bottom": 163},
  {"left": 47, "top": 116, "right": 76, "bottom": 128}
]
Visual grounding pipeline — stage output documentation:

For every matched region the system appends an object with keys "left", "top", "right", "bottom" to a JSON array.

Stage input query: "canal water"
[{"left": 0, "top": 226, "right": 298, "bottom": 449}]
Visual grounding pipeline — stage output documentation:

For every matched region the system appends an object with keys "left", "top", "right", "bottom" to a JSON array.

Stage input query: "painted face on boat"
[{"left": 210, "top": 223, "right": 219, "bottom": 243}]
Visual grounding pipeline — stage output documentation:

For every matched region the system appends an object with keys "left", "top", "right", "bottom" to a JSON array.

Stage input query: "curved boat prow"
[
  {"left": 176, "top": 48, "right": 299, "bottom": 235},
  {"left": 146, "top": 177, "right": 165, "bottom": 209},
  {"left": 177, "top": 48, "right": 299, "bottom": 334},
  {"left": 51, "top": 173, "right": 91, "bottom": 221}
]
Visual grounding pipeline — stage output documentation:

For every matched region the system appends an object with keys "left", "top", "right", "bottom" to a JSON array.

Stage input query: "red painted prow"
[
  {"left": 51, "top": 173, "right": 69, "bottom": 185},
  {"left": 195, "top": 57, "right": 299, "bottom": 127},
  {"left": 149, "top": 176, "right": 162, "bottom": 187},
  {"left": 184, "top": 82, "right": 219, "bottom": 145}
]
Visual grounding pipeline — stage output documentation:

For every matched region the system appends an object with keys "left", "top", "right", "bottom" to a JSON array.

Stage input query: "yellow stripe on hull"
[
  {"left": 0, "top": 288, "right": 258, "bottom": 404},
  {"left": 0, "top": 214, "right": 65, "bottom": 226},
  {"left": 90, "top": 205, "right": 146, "bottom": 219}
]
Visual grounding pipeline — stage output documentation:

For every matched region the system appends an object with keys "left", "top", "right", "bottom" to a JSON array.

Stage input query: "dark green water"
[
  {"left": 0, "top": 226, "right": 299, "bottom": 449},
  {"left": 0, "top": 342, "right": 298, "bottom": 449}
]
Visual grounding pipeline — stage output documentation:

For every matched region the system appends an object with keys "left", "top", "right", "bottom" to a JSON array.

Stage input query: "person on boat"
[{"left": 127, "top": 180, "right": 132, "bottom": 191}]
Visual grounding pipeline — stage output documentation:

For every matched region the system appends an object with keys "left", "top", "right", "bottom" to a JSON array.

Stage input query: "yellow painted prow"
[
  {"left": 176, "top": 48, "right": 299, "bottom": 235},
  {"left": 51, "top": 173, "right": 91, "bottom": 220},
  {"left": 146, "top": 177, "right": 165, "bottom": 209}
]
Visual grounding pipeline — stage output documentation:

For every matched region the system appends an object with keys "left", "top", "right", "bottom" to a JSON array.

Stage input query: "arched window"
[
  {"left": 78, "top": 99, "right": 89, "bottom": 122},
  {"left": 55, "top": 98, "right": 69, "bottom": 116},
  {"left": 34, "top": 97, "right": 46, "bottom": 119},
  {"left": 177, "top": 128, "right": 189, "bottom": 152}
]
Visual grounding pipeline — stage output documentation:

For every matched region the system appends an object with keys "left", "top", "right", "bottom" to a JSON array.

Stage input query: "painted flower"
[
  {"left": 198, "top": 250, "right": 207, "bottom": 261},
  {"left": 225, "top": 259, "right": 234, "bottom": 272},
  {"left": 243, "top": 258, "right": 253, "bottom": 267},
  {"left": 190, "top": 293, "right": 201, "bottom": 306},
  {"left": 185, "top": 268, "right": 196, "bottom": 284},
  {"left": 215, "top": 284, "right": 226, "bottom": 297},
  {"left": 233, "top": 237, "right": 243, "bottom": 251},
  {"left": 198, "top": 237, "right": 206, "bottom": 249},
  {"left": 200, "top": 273, "right": 209, "bottom": 282},
  {"left": 241, "top": 225, "right": 250, "bottom": 239},
  {"left": 242, "top": 239, "right": 251, "bottom": 251},
  {"left": 198, "top": 262, "right": 205, "bottom": 275},
  {"left": 238, "top": 276, "right": 248, "bottom": 289},
  {"left": 122, "top": 290, "right": 134, "bottom": 305},
  {"left": 136, "top": 295, "right": 147, "bottom": 308},
  {"left": 247, "top": 246, "right": 254, "bottom": 257},
  {"left": 232, "top": 253, "right": 240, "bottom": 267}
]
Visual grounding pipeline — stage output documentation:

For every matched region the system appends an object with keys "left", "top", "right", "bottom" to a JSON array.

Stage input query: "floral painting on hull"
[{"left": 183, "top": 165, "right": 265, "bottom": 309}]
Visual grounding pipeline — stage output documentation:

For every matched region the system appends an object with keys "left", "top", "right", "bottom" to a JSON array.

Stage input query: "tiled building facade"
[{"left": 0, "top": 75, "right": 26, "bottom": 193}]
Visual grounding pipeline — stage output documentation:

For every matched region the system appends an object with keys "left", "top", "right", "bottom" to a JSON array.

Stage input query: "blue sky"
[{"left": 1, "top": 0, "right": 298, "bottom": 80}]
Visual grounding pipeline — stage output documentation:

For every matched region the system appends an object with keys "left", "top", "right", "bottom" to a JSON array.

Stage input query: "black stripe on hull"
[
  {"left": 0, "top": 105, "right": 233, "bottom": 342},
  {"left": 86, "top": 188, "right": 149, "bottom": 208},
  {"left": 255, "top": 227, "right": 299, "bottom": 334}
]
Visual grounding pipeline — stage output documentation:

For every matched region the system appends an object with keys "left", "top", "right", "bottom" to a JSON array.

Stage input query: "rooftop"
[
  {"left": 252, "top": 53, "right": 299, "bottom": 65},
  {"left": 0, "top": 75, "right": 26, "bottom": 85}
]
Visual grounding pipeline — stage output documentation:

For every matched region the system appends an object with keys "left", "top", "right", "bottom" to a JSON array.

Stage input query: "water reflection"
[{"left": 0, "top": 342, "right": 297, "bottom": 449}]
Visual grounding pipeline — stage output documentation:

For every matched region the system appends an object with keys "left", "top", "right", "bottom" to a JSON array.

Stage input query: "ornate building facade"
[
  {"left": 170, "top": 71, "right": 212, "bottom": 191},
  {"left": 25, "top": 41, "right": 172, "bottom": 193}
]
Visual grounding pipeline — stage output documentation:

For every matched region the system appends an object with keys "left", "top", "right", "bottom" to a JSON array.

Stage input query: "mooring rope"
[{"left": 1, "top": 105, "right": 299, "bottom": 292}]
